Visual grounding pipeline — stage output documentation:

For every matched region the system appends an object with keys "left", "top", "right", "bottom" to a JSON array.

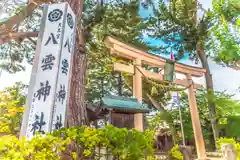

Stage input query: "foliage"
[
  {"left": 144, "top": 0, "right": 202, "bottom": 60},
  {"left": 218, "top": 115, "right": 240, "bottom": 138},
  {"left": 0, "top": 134, "right": 71, "bottom": 160},
  {"left": 171, "top": 89, "right": 240, "bottom": 147},
  {"left": 147, "top": 89, "right": 240, "bottom": 149},
  {"left": 0, "top": 0, "right": 153, "bottom": 102},
  {"left": 0, "top": 1, "right": 170, "bottom": 107},
  {"left": 171, "top": 89, "right": 240, "bottom": 138},
  {"left": 85, "top": 0, "right": 151, "bottom": 102},
  {"left": 0, "top": 1, "right": 42, "bottom": 73},
  {"left": 217, "top": 137, "right": 240, "bottom": 160},
  {"left": 209, "top": 0, "right": 240, "bottom": 67},
  {"left": 168, "top": 145, "right": 183, "bottom": 160},
  {"left": 144, "top": 0, "right": 240, "bottom": 67},
  {"left": 0, "top": 82, "right": 27, "bottom": 135},
  {"left": 83, "top": 0, "right": 169, "bottom": 108},
  {"left": 53, "top": 125, "right": 155, "bottom": 159},
  {"left": 143, "top": 0, "right": 224, "bottom": 146},
  {"left": 147, "top": 102, "right": 178, "bottom": 144},
  {"left": 212, "top": 0, "right": 240, "bottom": 23},
  {"left": 0, "top": 125, "right": 155, "bottom": 160}
]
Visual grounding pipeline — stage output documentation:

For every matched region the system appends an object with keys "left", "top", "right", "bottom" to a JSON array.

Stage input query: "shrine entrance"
[{"left": 104, "top": 36, "right": 207, "bottom": 159}]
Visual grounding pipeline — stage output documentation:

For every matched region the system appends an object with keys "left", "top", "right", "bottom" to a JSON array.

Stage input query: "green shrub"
[
  {"left": 0, "top": 125, "right": 155, "bottom": 160},
  {"left": 168, "top": 145, "right": 183, "bottom": 160},
  {"left": 0, "top": 134, "right": 70, "bottom": 160},
  {"left": 53, "top": 125, "right": 155, "bottom": 160},
  {"left": 217, "top": 137, "right": 240, "bottom": 160}
]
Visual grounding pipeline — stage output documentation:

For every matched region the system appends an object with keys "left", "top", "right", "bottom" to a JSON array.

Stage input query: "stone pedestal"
[
  {"left": 179, "top": 145, "right": 193, "bottom": 160},
  {"left": 221, "top": 144, "right": 236, "bottom": 160},
  {"left": 95, "top": 147, "right": 113, "bottom": 160}
]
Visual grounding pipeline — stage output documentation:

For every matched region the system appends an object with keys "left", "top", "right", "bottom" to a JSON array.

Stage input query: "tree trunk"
[
  {"left": 66, "top": 0, "right": 88, "bottom": 127},
  {"left": 65, "top": 0, "right": 88, "bottom": 159},
  {"left": 118, "top": 72, "right": 123, "bottom": 96},
  {"left": 197, "top": 43, "right": 218, "bottom": 148}
]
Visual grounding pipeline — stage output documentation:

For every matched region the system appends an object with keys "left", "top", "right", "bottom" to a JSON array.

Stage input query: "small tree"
[
  {"left": 0, "top": 82, "right": 27, "bottom": 135},
  {"left": 169, "top": 89, "right": 240, "bottom": 149}
]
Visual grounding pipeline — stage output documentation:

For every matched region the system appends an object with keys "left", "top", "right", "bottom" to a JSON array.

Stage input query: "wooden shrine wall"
[{"left": 111, "top": 112, "right": 134, "bottom": 129}]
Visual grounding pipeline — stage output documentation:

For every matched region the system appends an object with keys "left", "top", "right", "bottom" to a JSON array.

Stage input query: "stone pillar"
[{"left": 221, "top": 144, "right": 236, "bottom": 160}]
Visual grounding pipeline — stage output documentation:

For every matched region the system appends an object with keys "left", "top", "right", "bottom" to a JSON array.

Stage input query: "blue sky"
[
  {"left": 137, "top": 0, "right": 212, "bottom": 62},
  {"left": 138, "top": 0, "right": 190, "bottom": 62},
  {"left": 0, "top": 0, "right": 240, "bottom": 99},
  {"left": 136, "top": 0, "right": 240, "bottom": 99}
]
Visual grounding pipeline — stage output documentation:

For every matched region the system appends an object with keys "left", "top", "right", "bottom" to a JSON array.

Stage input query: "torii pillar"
[
  {"left": 104, "top": 36, "right": 207, "bottom": 159},
  {"left": 187, "top": 74, "right": 206, "bottom": 159},
  {"left": 133, "top": 58, "right": 143, "bottom": 131}
]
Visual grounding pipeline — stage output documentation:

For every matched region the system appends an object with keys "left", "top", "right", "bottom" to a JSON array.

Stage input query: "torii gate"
[{"left": 105, "top": 36, "right": 207, "bottom": 159}]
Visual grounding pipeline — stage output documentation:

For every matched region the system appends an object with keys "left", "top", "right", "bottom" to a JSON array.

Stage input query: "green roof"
[{"left": 101, "top": 96, "right": 151, "bottom": 113}]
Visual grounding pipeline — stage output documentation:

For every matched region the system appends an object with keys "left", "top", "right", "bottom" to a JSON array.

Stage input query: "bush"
[
  {"left": 217, "top": 137, "right": 240, "bottom": 160},
  {"left": 0, "top": 134, "right": 70, "bottom": 160},
  {"left": 168, "top": 145, "right": 183, "bottom": 160},
  {"left": 53, "top": 125, "right": 155, "bottom": 159},
  {"left": 0, "top": 125, "right": 155, "bottom": 160}
]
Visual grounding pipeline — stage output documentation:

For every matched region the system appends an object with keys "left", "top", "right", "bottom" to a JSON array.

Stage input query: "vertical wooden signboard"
[
  {"left": 51, "top": 5, "right": 76, "bottom": 131},
  {"left": 25, "top": 3, "right": 68, "bottom": 139}
]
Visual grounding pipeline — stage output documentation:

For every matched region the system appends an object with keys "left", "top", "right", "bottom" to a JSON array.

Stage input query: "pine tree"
[
  {"left": 85, "top": 0, "right": 150, "bottom": 102},
  {"left": 142, "top": 0, "right": 240, "bottom": 148},
  {"left": 0, "top": 0, "right": 170, "bottom": 132},
  {"left": 0, "top": 1, "right": 43, "bottom": 73}
]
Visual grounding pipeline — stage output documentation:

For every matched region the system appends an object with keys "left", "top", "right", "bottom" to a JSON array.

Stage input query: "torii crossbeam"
[{"left": 105, "top": 36, "right": 207, "bottom": 159}]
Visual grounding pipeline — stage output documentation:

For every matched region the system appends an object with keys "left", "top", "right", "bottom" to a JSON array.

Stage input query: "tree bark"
[
  {"left": 66, "top": 0, "right": 88, "bottom": 127},
  {"left": 118, "top": 72, "right": 123, "bottom": 96},
  {"left": 197, "top": 43, "right": 218, "bottom": 148},
  {"left": 64, "top": 0, "right": 88, "bottom": 159}
]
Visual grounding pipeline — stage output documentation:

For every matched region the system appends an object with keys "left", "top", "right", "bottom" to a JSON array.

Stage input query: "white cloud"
[
  {"left": 183, "top": 58, "right": 240, "bottom": 100},
  {"left": 209, "top": 59, "right": 240, "bottom": 99}
]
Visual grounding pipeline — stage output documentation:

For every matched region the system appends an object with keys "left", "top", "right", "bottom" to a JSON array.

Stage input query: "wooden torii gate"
[{"left": 105, "top": 36, "right": 207, "bottom": 159}]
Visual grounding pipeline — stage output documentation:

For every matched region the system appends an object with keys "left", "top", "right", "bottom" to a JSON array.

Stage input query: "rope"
[{"left": 134, "top": 64, "right": 193, "bottom": 92}]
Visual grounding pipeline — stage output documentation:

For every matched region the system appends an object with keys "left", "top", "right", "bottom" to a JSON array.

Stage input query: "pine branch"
[
  {"left": 0, "top": 0, "right": 48, "bottom": 32},
  {"left": 27, "top": 37, "right": 37, "bottom": 45}
]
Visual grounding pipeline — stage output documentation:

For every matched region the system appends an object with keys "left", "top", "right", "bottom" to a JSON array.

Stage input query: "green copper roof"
[{"left": 101, "top": 96, "right": 151, "bottom": 113}]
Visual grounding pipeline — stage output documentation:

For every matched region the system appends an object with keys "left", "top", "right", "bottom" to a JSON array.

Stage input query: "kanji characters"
[
  {"left": 56, "top": 23, "right": 62, "bottom": 39},
  {"left": 54, "top": 114, "right": 63, "bottom": 130},
  {"left": 61, "top": 59, "right": 69, "bottom": 75},
  {"left": 64, "top": 38, "right": 71, "bottom": 52},
  {"left": 41, "top": 54, "right": 55, "bottom": 71},
  {"left": 34, "top": 80, "right": 51, "bottom": 102},
  {"left": 31, "top": 112, "right": 46, "bottom": 135},
  {"left": 57, "top": 84, "right": 66, "bottom": 104},
  {"left": 45, "top": 33, "right": 58, "bottom": 46}
]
